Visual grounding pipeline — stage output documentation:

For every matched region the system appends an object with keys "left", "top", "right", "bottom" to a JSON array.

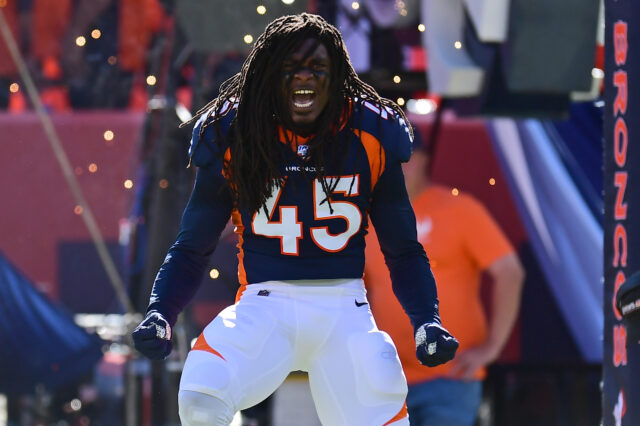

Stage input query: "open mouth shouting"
[
  {"left": 287, "top": 78, "right": 329, "bottom": 129},
  {"left": 292, "top": 89, "right": 316, "bottom": 110}
]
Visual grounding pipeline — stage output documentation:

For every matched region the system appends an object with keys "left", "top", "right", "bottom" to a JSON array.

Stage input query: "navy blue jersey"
[{"left": 149, "top": 99, "right": 440, "bottom": 330}]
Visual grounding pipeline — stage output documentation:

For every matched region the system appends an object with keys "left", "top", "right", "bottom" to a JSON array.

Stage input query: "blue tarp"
[
  {"left": 488, "top": 110, "right": 603, "bottom": 363},
  {"left": 0, "top": 252, "right": 104, "bottom": 394},
  {"left": 547, "top": 103, "right": 604, "bottom": 222}
]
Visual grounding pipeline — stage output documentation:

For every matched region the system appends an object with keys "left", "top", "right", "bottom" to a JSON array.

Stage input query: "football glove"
[
  {"left": 415, "top": 322, "right": 459, "bottom": 367},
  {"left": 131, "top": 311, "right": 173, "bottom": 360}
]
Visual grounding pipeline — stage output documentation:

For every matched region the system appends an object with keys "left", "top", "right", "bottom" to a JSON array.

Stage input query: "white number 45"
[{"left": 252, "top": 176, "right": 362, "bottom": 255}]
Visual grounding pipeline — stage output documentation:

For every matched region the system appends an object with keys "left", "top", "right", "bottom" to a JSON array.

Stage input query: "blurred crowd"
[
  {"left": 0, "top": 0, "right": 175, "bottom": 112},
  {"left": 0, "top": 0, "right": 425, "bottom": 114}
]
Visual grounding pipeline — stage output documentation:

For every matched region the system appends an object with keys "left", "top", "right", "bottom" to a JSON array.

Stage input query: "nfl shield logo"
[{"left": 297, "top": 144, "right": 309, "bottom": 158}]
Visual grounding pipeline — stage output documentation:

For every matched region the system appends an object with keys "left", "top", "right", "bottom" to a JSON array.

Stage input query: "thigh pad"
[{"left": 348, "top": 330, "right": 408, "bottom": 402}]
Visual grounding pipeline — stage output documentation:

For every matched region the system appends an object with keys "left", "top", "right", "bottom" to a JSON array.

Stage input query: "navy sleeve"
[
  {"left": 368, "top": 160, "right": 441, "bottom": 331},
  {"left": 147, "top": 165, "right": 233, "bottom": 326}
]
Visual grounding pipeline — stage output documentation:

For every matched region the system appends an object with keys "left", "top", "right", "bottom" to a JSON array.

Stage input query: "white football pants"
[{"left": 179, "top": 279, "right": 409, "bottom": 425}]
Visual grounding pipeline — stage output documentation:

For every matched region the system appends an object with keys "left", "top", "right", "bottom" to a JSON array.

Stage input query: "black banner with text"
[{"left": 604, "top": 0, "right": 640, "bottom": 424}]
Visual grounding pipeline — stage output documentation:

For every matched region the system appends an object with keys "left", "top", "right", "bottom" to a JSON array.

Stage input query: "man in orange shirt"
[{"left": 365, "top": 132, "right": 524, "bottom": 425}]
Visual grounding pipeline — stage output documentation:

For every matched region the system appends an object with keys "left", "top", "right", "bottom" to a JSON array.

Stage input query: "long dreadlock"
[{"left": 187, "top": 13, "right": 412, "bottom": 214}]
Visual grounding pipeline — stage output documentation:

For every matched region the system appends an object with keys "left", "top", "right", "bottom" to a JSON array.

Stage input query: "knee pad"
[{"left": 178, "top": 390, "right": 234, "bottom": 426}]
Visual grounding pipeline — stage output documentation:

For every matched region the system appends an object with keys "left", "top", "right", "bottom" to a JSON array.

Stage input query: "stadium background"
[{"left": 0, "top": 0, "right": 636, "bottom": 425}]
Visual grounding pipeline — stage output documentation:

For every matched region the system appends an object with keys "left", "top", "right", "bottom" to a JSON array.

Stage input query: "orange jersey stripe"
[
  {"left": 232, "top": 209, "right": 247, "bottom": 286},
  {"left": 279, "top": 127, "right": 312, "bottom": 147},
  {"left": 191, "top": 334, "right": 225, "bottom": 360},
  {"left": 383, "top": 402, "right": 408, "bottom": 425},
  {"left": 222, "top": 147, "right": 232, "bottom": 180},
  {"left": 235, "top": 284, "right": 247, "bottom": 303},
  {"left": 353, "top": 129, "right": 386, "bottom": 190},
  {"left": 223, "top": 148, "right": 246, "bottom": 291},
  {"left": 277, "top": 100, "right": 353, "bottom": 150}
]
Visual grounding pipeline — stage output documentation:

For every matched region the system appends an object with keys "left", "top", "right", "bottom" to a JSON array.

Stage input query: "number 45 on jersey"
[{"left": 252, "top": 176, "right": 362, "bottom": 255}]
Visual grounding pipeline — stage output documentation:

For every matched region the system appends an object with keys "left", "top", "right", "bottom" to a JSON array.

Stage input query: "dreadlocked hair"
[{"left": 187, "top": 13, "right": 412, "bottom": 214}]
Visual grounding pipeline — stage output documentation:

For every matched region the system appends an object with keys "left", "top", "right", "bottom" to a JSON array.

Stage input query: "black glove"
[
  {"left": 131, "top": 311, "right": 173, "bottom": 360},
  {"left": 415, "top": 322, "right": 459, "bottom": 367}
]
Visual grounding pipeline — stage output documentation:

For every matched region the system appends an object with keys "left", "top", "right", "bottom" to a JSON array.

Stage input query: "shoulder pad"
[
  {"left": 352, "top": 99, "right": 413, "bottom": 163},
  {"left": 188, "top": 101, "right": 237, "bottom": 167}
]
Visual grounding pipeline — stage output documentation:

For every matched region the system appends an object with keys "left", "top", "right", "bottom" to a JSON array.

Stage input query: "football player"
[{"left": 132, "top": 13, "right": 458, "bottom": 426}]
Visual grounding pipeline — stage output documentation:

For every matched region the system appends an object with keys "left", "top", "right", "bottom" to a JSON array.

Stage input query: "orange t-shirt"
[{"left": 365, "top": 185, "right": 514, "bottom": 384}]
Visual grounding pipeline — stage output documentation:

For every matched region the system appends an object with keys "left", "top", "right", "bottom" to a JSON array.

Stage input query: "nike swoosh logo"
[{"left": 355, "top": 299, "right": 368, "bottom": 307}]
